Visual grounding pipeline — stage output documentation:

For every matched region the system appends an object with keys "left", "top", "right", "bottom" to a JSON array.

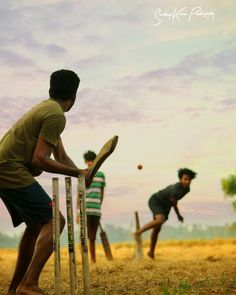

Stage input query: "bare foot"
[
  {"left": 16, "top": 285, "right": 43, "bottom": 295},
  {"left": 147, "top": 251, "right": 155, "bottom": 259}
]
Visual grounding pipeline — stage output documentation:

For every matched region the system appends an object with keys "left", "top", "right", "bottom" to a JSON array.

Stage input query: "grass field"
[{"left": 0, "top": 239, "right": 235, "bottom": 295}]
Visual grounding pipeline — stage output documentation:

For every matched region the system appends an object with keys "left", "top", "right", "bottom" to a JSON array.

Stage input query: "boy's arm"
[
  {"left": 101, "top": 173, "right": 106, "bottom": 204},
  {"left": 32, "top": 138, "right": 87, "bottom": 177},
  {"left": 170, "top": 197, "right": 184, "bottom": 222},
  {"left": 101, "top": 187, "right": 104, "bottom": 204}
]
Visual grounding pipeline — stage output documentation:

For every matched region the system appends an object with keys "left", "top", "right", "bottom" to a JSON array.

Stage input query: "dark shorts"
[
  {"left": 87, "top": 215, "right": 100, "bottom": 241},
  {"left": 148, "top": 193, "right": 171, "bottom": 220},
  {"left": 0, "top": 182, "right": 53, "bottom": 227}
]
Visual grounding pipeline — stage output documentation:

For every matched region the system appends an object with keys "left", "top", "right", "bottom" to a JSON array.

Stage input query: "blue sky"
[{"left": 0, "top": 0, "right": 236, "bottom": 234}]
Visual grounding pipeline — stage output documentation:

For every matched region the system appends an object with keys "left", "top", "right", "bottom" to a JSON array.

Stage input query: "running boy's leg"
[
  {"left": 147, "top": 224, "right": 163, "bottom": 259},
  {"left": 135, "top": 214, "right": 166, "bottom": 237},
  {"left": 135, "top": 214, "right": 165, "bottom": 260}
]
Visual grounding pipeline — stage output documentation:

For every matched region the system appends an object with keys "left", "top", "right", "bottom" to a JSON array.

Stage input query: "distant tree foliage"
[
  {"left": 0, "top": 232, "right": 20, "bottom": 248},
  {"left": 222, "top": 173, "right": 236, "bottom": 210},
  {"left": 0, "top": 223, "right": 235, "bottom": 248}
]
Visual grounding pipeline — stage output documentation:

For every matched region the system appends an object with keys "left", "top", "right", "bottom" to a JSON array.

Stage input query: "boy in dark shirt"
[{"left": 135, "top": 168, "right": 197, "bottom": 259}]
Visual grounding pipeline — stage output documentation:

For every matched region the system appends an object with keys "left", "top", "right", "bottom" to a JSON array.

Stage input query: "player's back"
[{"left": 0, "top": 98, "right": 65, "bottom": 188}]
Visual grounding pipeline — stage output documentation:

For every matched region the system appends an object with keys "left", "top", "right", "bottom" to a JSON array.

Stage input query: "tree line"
[{"left": 0, "top": 222, "right": 235, "bottom": 248}]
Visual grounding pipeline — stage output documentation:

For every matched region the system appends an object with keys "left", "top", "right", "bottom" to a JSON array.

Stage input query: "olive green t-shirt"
[{"left": 0, "top": 98, "right": 66, "bottom": 188}]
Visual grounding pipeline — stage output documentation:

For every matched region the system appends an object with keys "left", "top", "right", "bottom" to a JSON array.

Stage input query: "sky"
[{"left": 0, "top": 0, "right": 236, "bottom": 234}]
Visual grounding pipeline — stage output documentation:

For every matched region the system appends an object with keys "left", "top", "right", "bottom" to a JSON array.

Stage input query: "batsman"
[{"left": 0, "top": 70, "right": 89, "bottom": 295}]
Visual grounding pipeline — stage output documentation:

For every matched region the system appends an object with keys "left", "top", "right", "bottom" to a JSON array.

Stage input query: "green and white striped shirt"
[{"left": 86, "top": 171, "right": 105, "bottom": 216}]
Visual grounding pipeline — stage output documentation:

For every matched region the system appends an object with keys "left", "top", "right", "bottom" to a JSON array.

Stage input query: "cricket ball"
[{"left": 137, "top": 164, "right": 143, "bottom": 170}]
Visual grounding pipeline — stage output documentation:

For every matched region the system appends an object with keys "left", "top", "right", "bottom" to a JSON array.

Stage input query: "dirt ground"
[{"left": 0, "top": 239, "right": 235, "bottom": 295}]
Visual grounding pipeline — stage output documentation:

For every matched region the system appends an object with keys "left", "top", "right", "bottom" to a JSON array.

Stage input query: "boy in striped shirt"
[{"left": 77, "top": 150, "right": 106, "bottom": 263}]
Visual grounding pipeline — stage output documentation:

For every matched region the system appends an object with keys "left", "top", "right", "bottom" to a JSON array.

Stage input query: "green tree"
[{"left": 221, "top": 173, "right": 236, "bottom": 211}]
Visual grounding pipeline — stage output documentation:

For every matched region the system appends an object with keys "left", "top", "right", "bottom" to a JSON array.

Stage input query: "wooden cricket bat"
[
  {"left": 86, "top": 135, "right": 119, "bottom": 187},
  {"left": 99, "top": 222, "right": 113, "bottom": 260}
]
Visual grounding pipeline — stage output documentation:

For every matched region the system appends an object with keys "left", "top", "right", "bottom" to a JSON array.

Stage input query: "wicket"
[
  {"left": 65, "top": 177, "right": 78, "bottom": 295},
  {"left": 52, "top": 176, "right": 90, "bottom": 295},
  {"left": 134, "top": 211, "right": 143, "bottom": 259},
  {"left": 52, "top": 178, "right": 61, "bottom": 295},
  {"left": 78, "top": 174, "right": 91, "bottom": 295}
]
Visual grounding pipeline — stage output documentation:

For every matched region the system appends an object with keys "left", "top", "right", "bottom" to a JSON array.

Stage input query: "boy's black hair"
[
  {"left": 49, "top": 69, "right": 80, "bottom": 101},
  {"left": 178, "top": 168, "right": 197, "bottom": 180},
  {"left": 84, "top": 151, "right": 97, "bottom": 161}
]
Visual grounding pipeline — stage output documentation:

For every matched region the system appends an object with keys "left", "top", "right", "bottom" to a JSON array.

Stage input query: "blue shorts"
[{"left": 0, "top": 182, "right": 53, "bottom": 227}]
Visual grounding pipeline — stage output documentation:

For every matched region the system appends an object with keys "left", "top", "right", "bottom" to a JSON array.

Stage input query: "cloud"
[
  {"left": 45, "top": 44, "right": 66, "bottom": 56},
  {"left": 0, "top": 2, "right": 38, "bottom": 48},
  {"left": 106, "top": 185, "right": 138, "bottom": 198},
  {"left": 82, "top": 34, "right": 105, "bottom": 45},
  {"left": 0, "top": 96, "right": 41, "bottom": 137},
  {"left": 65, "top": 42, "right": 236, "bottom": 126},
  {"left": 19, "top": 0, "right": 64, "bottom": 6},
  {"left": 218, "top": 98, "right": 236, "bottom": 112},
  {"left": 75, "top": 54, "right": 110, "bottom": 70},
  {"left": 181, "top": 107, "right": 206, "bottom": 118},
  {"left": 0, "top": 1, "right": 67, "bottom": 61},
  {"left": 221, "top": 98, "right": 236, "bottom": 107},
  {"left": 101, "top": 10, "right": 141, "bottom": 24},
  {"left": 0, "top": 49, "right": 35, "bottom": 68},
  {"left": 182, "top": 107, "right": 206, "bottom": 113},
  {"left": 0, "top": 84, "right": 158, "bottom": 136},
  {"left": 181, "top": 200, "right": 235, "bottom": 217},
  {"left": 112, "top": 43, "right": 236, "bottom": 120},
  {"left": 66, "top": 87, "right": 152, "bottom": 126},
  {"left": 122, "top": 45, "right": 236, "bottom": 88},
  {"left": 211, "top": 46, "right": 236, "bottom": 72}
]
